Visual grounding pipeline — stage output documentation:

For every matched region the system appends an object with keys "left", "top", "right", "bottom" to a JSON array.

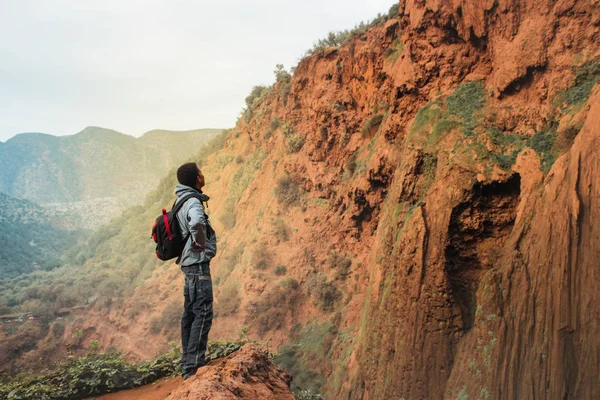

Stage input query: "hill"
[
  {"left": 0, "top": 1, "right": 599, "bottom": 399},
  {"left": 0, "top": 127, "right": 222, "bottom": 227},
  {"left": 0, "top": 193, "right": 81, "bottom": 279}
]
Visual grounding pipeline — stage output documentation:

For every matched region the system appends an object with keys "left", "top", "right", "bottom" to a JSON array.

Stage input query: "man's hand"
[{"left": 192, "top": 240, "right": 206, "bottom": 250}]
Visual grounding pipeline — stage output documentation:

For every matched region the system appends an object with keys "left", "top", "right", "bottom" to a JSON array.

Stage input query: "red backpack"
[{"left": 151, "top": 194, "right": 202, "bottom": 261}]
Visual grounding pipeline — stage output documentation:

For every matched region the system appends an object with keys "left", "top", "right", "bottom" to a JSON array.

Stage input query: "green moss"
[
  {"left": 446, "top": 81, "right": 486, "bottom": 136},
  {"left": 557, "top": 58, "right": 600, "bottom": 111},
  {"left": 527, "top": 123, "right": 558, "bottom": 173}
]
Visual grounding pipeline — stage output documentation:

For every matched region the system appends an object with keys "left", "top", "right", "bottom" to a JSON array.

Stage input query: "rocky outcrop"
[{"left": 165, "top": 344, "right": 294, "bottom": 400}]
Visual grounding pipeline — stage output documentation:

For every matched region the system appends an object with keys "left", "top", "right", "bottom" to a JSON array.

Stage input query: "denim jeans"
[{"left": 181, "top": 262, "right": 213, "bottom": 377}]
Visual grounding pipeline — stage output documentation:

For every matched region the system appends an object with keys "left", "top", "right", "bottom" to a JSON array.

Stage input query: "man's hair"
[{"left": 177, "top": 162, "right": 199, "bottom": 187}]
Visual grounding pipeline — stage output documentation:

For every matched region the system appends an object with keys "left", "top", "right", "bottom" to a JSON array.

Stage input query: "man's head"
[{"left": 177, "top": 162, "right": 205, "bottom": 190}]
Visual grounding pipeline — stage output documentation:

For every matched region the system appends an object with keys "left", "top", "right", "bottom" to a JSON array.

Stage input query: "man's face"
[{"left": 196, "top": 167, "right": 205, "bottom": 189}]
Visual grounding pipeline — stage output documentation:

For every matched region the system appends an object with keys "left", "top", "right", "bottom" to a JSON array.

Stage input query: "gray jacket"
[{"left": 174, "top": 184, "right": 217, "bottom": 266}]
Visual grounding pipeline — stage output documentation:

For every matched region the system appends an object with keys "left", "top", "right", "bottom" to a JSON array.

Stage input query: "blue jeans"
[{"left": 181, "top": 262, "right": 213, "bottom": 377}]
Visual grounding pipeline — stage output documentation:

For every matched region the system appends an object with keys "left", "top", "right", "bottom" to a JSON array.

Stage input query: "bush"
[
  {"left": 274, "top": 265, "right": 288, "bottom": 276},
  {"left": 251, "top": 243, "right": 271, "bottom": 270},
  {"left": 282, "top": 124, "right": 304, "bottom": 153},
  {"left": 274, "top": 176, "right": 303, "bottom": 207},
  {"left": 235, "top": 155, "right": 244, "bottom": 164},
  {"left": 245, "top": 85, "right": 268, "bottom": 109},
  {"left": 0, "top": 340, "right": 248, "bottom": 400},
  {"left": 273, "top": 218, "right": 290, "bottom": 242},
  {"left": 306, "top": 274, "right": 341, "bottom": 312}
]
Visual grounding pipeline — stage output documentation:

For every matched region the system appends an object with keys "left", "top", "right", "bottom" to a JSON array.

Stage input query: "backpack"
[{"left": 151, "top": 193, "right": 204, "bottom": 261}]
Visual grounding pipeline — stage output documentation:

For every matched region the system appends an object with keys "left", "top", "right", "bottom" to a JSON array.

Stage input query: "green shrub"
[
  {"left": 0, "top": 341, "right": 245, "bottom": 400},
  {"left": 251, "top": 243, "right": 271, "bottom": 270},
  {"left": 273, "top": 218, "right": 290, "bottom": 242},
  {"left": 245, "top": 85, "right": 268, "bottom": 109},
  {"left": 274, "top": 175, "right": 303, "bottom": 208},
  {"left": 304, "top": 4, "right": 399, "bottom": 56},
  {"left": 306, "top": 274, "right": 341, "bottom": 312},
  {"left": 274, "top": 66, "right": 292, "bottom": 105},
  {"left": 270, "top": 118, "right": 281, "bottom": 130},
  {"left": 274, "top": 265, "right": 288, "bottom": 276},
  {"left": 282, "top": 124, "right": 304, "bottom": 152},
  {"left": 235, "top": 155, "right": 244, "bottom": 164}
]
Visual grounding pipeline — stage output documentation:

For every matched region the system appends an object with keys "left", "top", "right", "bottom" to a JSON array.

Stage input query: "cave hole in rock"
[{"left": 445, "top": 174, "right": 521, "bottom": 332}]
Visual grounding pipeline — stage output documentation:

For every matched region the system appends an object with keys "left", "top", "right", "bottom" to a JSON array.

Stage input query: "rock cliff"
[{"left": 4, "top": 1, "right": 598, "bottom": 399}]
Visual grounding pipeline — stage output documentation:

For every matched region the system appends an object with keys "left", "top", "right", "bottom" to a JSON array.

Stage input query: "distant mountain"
[
  {"left": 0, "top": 192, "right": 81, "bottom": 278},
  {"left": 0, "top": 127, "right": 222, "bottom": 227}
]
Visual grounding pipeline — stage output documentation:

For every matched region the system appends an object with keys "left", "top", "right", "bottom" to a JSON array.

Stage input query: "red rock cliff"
[{"left": 28, "top": 1, "right": 597, "bottom": 399}]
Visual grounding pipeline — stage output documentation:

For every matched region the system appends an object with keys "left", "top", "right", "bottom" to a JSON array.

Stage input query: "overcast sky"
[{"left": 0, "top": 0, "right": 397, "bottom": 142}]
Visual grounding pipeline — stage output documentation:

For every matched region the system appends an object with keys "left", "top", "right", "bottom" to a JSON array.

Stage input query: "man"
[{"left": 174, "top": 162, "right": 217, "bottom": 380}]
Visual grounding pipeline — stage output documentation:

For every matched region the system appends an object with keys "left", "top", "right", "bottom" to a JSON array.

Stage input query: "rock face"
[{"left": 165, "top": 344, "right": 294, "bottom": 400}]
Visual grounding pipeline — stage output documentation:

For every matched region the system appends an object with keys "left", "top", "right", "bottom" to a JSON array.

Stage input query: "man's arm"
[{"left": 187, "top": 199, "right": 207, "bottom": 248}]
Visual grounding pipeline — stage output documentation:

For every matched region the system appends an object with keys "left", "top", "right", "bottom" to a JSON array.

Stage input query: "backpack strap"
[{"left": 172, "top": 193, "right": 204, "bottom": 215}]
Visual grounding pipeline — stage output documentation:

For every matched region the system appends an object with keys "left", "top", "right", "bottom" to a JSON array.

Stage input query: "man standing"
[{"left": 174, "top": 162, "right": 217, "bottom": 380}]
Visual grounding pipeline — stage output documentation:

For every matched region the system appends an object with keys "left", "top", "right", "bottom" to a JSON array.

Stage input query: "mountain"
[
  {"left": 0, "top": 126, "right": 221, "bottom": 204},
  {"left": 1, "top": 1, "right": 599, "bottom": 399},
  {"left": 0, "top": 127, "right": 222, "bottom": 227},
  {"left": 0, "top": 193, "right": 81, "bottom": 278}
]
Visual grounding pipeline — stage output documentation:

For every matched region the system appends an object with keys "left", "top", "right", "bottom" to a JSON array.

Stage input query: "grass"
[
  {"left": 527, "top": 123, "right": 558, "bottom": 173},
  {"left": 446, "top": 81, "right": 486, "bottom": 136},
  {"left": 556, "top": 58, "right": 600, "bottom": 111}
]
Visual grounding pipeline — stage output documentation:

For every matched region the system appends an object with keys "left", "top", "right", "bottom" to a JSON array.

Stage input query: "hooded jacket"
[{"left": 174, "top": 184, "right": 217, "bottom": 267}]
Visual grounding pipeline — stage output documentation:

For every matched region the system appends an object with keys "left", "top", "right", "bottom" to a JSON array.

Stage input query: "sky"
[{"left": 0, "top": 0, "right": 397, "bottom": 142}]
